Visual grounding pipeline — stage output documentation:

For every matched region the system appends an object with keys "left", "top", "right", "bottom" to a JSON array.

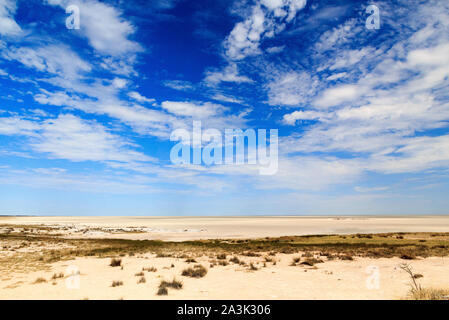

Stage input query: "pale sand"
[
  {"left": 1, "top": 215, "right": 449, "bottom": 241},
  {"left": 1, "top": 253, "right": 448, "bottom": 300}
]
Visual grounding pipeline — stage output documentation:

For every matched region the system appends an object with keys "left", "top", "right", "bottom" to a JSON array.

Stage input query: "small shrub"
[
  {"left": 156, "top": 253, "right": 172, "bottom": 258},
  {"left": 111, "top": 280, "right": 123, "bottom": 287},
  {"left": 216, "top": 253, "right": 227, "bottom": 260},
  {"left": 34, "top": 277, "right": 47, "bottom": 284},
  {"left": 51, "top": 272, "right": 64, "bottom": 280},
  {"left": 218, "top": 260, "right": 228, "bottom": 266},
  {"left": 302, "top": 252, "right": 313, "bottom": 258},
  {"left": 159, "top": 278, "right": 183, "bottom": 290},
  {"left": 182, "top": 265, "right": 207, "bottom": 278},
  {"left": 249, "top": 262, "right": 258, "bottom": 271},
  {"left": 137, "top": 276, "right": 146, "bottom": 284},
  {"left": 157, "top": 287, "right": 168, "bottom": 295},
  {"left": 110, "top": 258, "right": 122, "bottom": 267},
  {"left": 229, "top": 256, "right": 240, "bottom": 264},
  {"left": 143, "top": 266, "right": 157, "bottom": 272},
  {"left": 243, "top": 252, "right": 260, "bottom": 257},
  {"left": 301, "top": 258, "right": 324, "bottom": 266},
  {"left": 135, "top": 271, "right": 144, "bottom": 277},
  {"left": 185, "top": 258, "right": 197, "bottom": 263}
]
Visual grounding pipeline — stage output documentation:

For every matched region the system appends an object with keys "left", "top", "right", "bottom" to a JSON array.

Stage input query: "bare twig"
[{"left": 399, "top": 263, "right": 421, "bottom": 292}]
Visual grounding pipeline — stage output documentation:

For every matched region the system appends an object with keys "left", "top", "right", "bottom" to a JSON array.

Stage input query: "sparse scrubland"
[{"left": 1, "top": 229, "right": 449, "bottom": 300}]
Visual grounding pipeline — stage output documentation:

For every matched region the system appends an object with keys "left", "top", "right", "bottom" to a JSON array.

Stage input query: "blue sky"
[{"left": 1, "top": 0, "right": 449, "bottom": 216}]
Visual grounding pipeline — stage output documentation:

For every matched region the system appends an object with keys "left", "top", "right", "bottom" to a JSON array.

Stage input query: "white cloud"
[
  {"left": 0, "top": 115, "right": 40, "bottom": 136},
  {"left": 283, "top": 110, "right": 325, "bottom": 125},
  {"left": 266, "top": 71, "right": 317, "bottom": 106},
  {"left": 329, "top": 47, "right": 377, "bottom": 70},
  {"left": 0, "top": 113, "right": 155, "bottom": 164},
  {"left": 326, "top": 72, "right": 347, "bottom": 81},
  {"left": 2, "top": 44, "right": 91, "bottom": 80},
  {"left": 211, "top": 94, "right": 244, "bottom": 104},
  {"left": 161, "top": 101, "right": 225, "bottom": 118},
  {"left": 112, "top": 78, "right": 128, "bottom": 89},
  {"left": 265, "top": 45, "right": 285, "bottom": 54},
  {"left": 46, "top": 0, "right": 142, "bottom": 57},
  {"left": 314, "top": 84, "right": 360, "bottom": 108},
  {"left": 204, "top": 63, "right": 253, "bottom": 85},
  {"left": 128, "top": 91, "right": 155, "bottom": 104},
  {"left": 0, "top": 0, "right": 22, "bottom": 37},
  {"left": 163, "top": 80, "right": 194, "bottom": 91},
  {"left": 314, "top": 19, "right": 359, "bottom": 52},
  {"left": 32, "top": 114, "right": 153, "bottom": 163},
  {"left": 279, "top": 1, "right": 449, "bottom": 187},
  {"left": 224, "top": 0, "right": 307, "bottom": 60}
]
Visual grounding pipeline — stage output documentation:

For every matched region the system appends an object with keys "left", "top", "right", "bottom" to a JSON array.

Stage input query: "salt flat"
[{"left": 1, "top": 215, "right": 449, "bottom": 241}]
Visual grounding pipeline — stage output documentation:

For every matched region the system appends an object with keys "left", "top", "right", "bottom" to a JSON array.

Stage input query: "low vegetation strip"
[{"left": 1, "top": 232, "right": 449, "bottom": 271}]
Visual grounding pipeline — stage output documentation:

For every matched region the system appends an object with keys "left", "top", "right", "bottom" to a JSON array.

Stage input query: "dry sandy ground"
[
  {"left": 1, "top": 253, "right": 447, "bottom": 300},
  {"left": 1, "top": 216, "right": 449, "bottom": 299},
  {"left": 1, "top": 216, "right": 449, "bottom": 241}
]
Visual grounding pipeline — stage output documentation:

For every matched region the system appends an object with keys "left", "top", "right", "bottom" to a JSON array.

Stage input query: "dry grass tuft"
[
  {"left": 397, "top": 263, "right": 448, "bottom": 300},
  {"left": 143, "top": 266, "right": 157, "bottom": 272},
  {"left": 156, "top": 252, "right": 172, "bottom": 258},
  {"left": 290, "top": 256, "right": 301, "bottom": 266},
  {"left": 111, "top": 280, "right": 123, "bottom": 287},
  {"left": 218, "top": 260, "right": 228, "bottom": 266},
  {"left": 182, "top": 264, "right": 207, "bottom": 278},
  {"left": 229, "top": 256, "right": 241, "bottom": 264},
  {"left": 157, "top": 287, "right": 168, "bottom": 295},
  {"left": 33, "top": 277, "right": 47, "bottom": 284},
  {"left": 158, "top": 278, "right": 183, "bottom": 295},
  {"left": 51, "top": 272, "right": 64, "bottom": 280},
  {"left": 216, "top": 253, "right": 227, "bottom": 260},
  {"left": 407, "top": 288, "right": 449, "bottom": 300},
  {"left": 137, "top": 276, "right": 146, "bottom": 284}
]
